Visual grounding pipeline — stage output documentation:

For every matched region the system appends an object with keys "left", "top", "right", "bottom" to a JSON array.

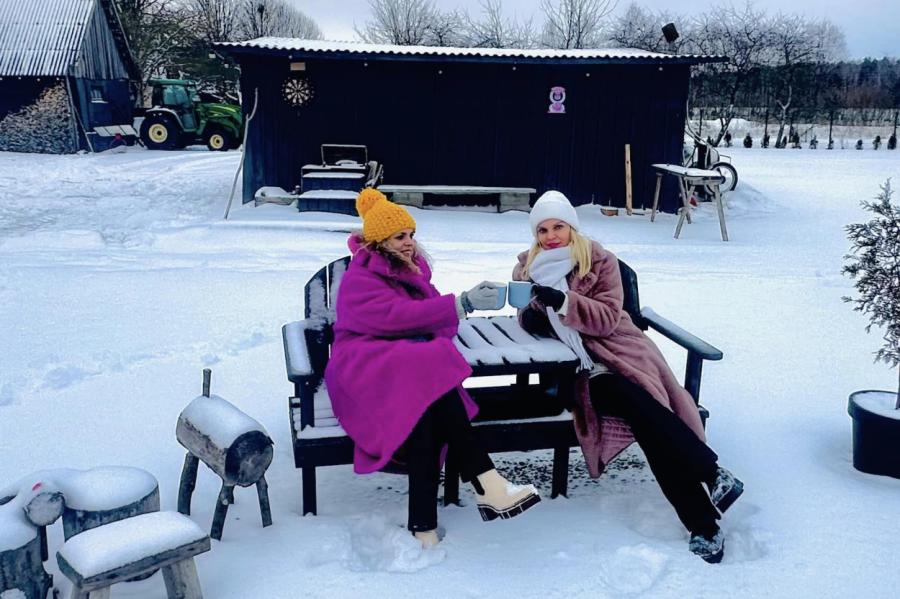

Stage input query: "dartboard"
[{"left": 283, "top": 77, "right": 314, "bottom": 106}]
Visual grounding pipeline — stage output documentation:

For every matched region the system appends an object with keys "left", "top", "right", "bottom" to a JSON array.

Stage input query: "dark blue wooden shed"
[
  {"left": 0, "top": 0, "right": 139, "bottom": 153},
  {"left": 218, "top": 39, "right": 722, "bottom": 212}
]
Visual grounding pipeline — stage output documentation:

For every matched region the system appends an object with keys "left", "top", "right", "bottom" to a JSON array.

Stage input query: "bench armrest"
[
  {"left": 282, "top": 321, "right": 314, "bottom": 382},
  {"left": 640, "top": 307, "right": 723, "bottom": 361}
]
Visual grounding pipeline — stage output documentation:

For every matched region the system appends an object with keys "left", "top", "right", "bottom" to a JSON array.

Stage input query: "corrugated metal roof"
[
  {"left": 216, "top": 38, "right": 724, "bottom": 64},
  {"left": 0, "top": 0, "right": 94, "bottom": 77}
]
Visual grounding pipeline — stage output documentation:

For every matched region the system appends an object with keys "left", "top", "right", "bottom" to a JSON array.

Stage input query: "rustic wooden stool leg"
[
  {"left": 551, "top": 446, "right": 569, "bottom": 498},
  {"left": 162, "top": 557, "right": 203, "bottom": 599},
  {"left": 681, "top": 180, "right": 693, "bottom": 224},
  {"left": 442, "top": 452, "right": 461, "bottom": 506},
  {"left": 39, "top": 524, "right": 49, "bottom": 561},
  {"left": 210, "top": 483, "right": 233, "bottom": 541},
  {"left": 256, "top": 475, "right": 273, "bottom": 527},
  {"left": 177, "top": 453, "right": 200, "bottom": 516},
  {"left": 713, "top": 184, "right": 729, "bottom": 241},
  {"left": 301, "top": 467, "right": 317, "bottom": 516},
  {"left": 650, "top": 173, "right": 662, "bottom": 222},
  {"left": 69, "top": 587, "right": 93, "bottom": 599},
  {"left": 224, "top": 486, "right": 235, "bottom": 505},
  {"left": 87, "top": 590, "right": 111, "bottom": 599}
]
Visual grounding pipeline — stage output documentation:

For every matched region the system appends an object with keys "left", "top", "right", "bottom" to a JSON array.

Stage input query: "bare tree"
[
  {"left": 766, "top": 13, "right": 846, "bottom": 145},
  {"left": 188, "top": 0, "right": 240, "bottom": 43},
  {"left": 115, "top": 0, "right": 196, "bottom": 99},
  {"left": 607, "top": 3, "right": 687, "bottom": 52},
  {"left": 463, "top": 0, "right": 537, "bottom": 49},
  {"left": 688, "top": 3, "right": 771, "bottom": 145},
  {"left": 237, "top": 0, "right": 323, "bottom": 39},
  {"left": 539, "top": 0, "right": 617, "bottom": 49},
  {"left": 356, "top": 0, "right": 439, "bottom": 45}
]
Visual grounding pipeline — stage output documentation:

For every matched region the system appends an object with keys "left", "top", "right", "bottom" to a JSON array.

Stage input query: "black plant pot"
[{"left": 848, "top": 390, "right": 900, "bottom": 478}]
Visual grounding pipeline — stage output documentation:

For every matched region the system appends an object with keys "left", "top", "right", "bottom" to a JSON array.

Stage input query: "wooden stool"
[
  {"left": 176, "top": 370, "right": 273, "bottom": 540},
  {"left": 56, "top": 511, "right": 210, "bottom": 599}
]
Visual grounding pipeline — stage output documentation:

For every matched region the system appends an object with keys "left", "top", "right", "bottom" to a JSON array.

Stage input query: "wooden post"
[
  {"left": 177, "top": 453, "right": 200, "bottom": 516},
  {"left": 202, "top": 369, "right": 211, "bottom": 398},
  {"left": 624, "top": 144, "right": 633, "bottom": 215}
]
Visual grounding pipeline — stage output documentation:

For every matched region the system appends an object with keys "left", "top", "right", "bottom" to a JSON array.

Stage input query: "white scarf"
[{"left": 528, "top": 247, "right": 594, "bottom": 371}]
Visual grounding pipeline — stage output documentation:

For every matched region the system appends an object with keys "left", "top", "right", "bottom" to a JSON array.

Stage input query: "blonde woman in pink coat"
[{"left": 513, "top": 191, "right": 744, "bottom": 564}]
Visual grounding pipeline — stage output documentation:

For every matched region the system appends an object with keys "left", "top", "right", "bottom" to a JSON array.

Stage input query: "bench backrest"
[{"left": 302, "top": 256, "right": 646, "bottom": 375}]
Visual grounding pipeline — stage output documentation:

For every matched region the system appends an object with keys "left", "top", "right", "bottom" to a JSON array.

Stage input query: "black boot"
[{"left": 689, "top": 528, "right": 725, "bottom": 563}]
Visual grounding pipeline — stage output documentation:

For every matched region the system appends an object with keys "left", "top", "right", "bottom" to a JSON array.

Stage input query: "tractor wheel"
[
  {"left": 140, "top": 114, "right": 181, "bottom": 150},
  {"left": 204, "top": 127, "right": 233, "bottom": 151}
]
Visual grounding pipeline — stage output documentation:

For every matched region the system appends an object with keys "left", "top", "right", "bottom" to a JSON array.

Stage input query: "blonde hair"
[{"left": 522, "top": 228, "right": 592, "bottom": 279}]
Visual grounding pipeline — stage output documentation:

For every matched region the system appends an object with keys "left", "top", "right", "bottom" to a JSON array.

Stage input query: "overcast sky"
[{"left": 294, "top": 0, "right": 899, "bottom": 59}]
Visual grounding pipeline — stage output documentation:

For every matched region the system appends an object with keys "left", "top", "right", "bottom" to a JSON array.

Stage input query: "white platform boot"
[{"left": 474, "top": 469, "right": 541, "bottom": 521}]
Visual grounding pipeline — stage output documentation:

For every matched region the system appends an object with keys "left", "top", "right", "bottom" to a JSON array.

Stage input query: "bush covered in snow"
[{"left": 843, "top": 180, "right": 900, "bottom": 406}]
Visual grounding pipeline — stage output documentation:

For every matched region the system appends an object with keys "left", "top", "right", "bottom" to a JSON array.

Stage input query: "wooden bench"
[
  {"left": 56, "top": 511, "right": 210, "bottom": 599},
  {"left": 282, "top": 257, "right": 723, "bottom": 515},
  {"left": 378, "top": 185, "right": 536, "bottom": 213}
]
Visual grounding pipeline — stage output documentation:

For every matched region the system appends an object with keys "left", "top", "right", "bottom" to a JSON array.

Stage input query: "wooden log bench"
[
  {"left": 282, "top": 256, "right": 723, "bottom": 516},
  {"left": 56, "top": 512, "right": 210, "bottom": 599},
  {"left": 378, "top": 185, "right": 536, "bottom": 213}
]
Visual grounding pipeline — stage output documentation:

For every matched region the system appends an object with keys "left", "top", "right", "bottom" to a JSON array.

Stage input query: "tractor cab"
[
  {"left": 151, "top": 80, "right": 200, "bottom": 132},
  {"left": 140, "top": 79, "right": 242, "bottom": 151}
]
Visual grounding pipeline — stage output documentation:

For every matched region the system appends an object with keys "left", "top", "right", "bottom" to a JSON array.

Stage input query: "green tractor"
[{"left": 139, "top": 79, "right": 243, "bottom": 151}]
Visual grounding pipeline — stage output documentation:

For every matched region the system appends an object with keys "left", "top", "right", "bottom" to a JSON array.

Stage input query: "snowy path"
[{"left": 2, "top": 146, "right": 899, "bottom": 598}]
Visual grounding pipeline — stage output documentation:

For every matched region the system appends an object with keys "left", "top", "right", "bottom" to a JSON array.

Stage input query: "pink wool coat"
[
  {"left": 324, "top": 235, "right": 478, "bottom": 474},
  {"left": 513, "top": 240, "right": 707, "bottom": 477}
]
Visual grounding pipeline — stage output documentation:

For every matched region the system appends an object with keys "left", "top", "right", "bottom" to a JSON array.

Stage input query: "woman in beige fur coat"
[{"left": 513, "top": 191, "right": 744, "bottom": 564}]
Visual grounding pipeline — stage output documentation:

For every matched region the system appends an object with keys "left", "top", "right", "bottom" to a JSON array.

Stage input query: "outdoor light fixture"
[{"left": 662, "top": 23, "right": 679, "bottom": 44}]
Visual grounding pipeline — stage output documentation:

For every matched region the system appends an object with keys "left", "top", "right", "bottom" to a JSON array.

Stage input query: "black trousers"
[
  {"left": 403, "top": 389, "right": 495, "bottom": 532},
  {"left": 590, "top": 373, "right": 720, "bottom": 536}
]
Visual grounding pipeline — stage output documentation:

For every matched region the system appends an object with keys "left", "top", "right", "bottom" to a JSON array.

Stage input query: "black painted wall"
[{"left": 238, "top": 56, "right": 689, "bottom": 212}]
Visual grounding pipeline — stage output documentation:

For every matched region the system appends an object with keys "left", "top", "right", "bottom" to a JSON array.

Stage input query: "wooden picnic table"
[{"left": 650, "top": 164, "right": 729, "bottom": 241}]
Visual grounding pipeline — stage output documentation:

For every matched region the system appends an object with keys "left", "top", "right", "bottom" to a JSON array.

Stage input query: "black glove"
[
  {"left": 520, "top": 307, "right": 554, "bottom": 337},
  {"left": 532, "top": 285, "right": 566, "bottom": 311}
]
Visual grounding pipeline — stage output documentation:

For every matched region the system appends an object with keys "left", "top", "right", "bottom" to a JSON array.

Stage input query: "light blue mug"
[
  {"left": 507, "top": 281, "right": 534, "bottom": 309},
  {"left": 490, "top": 282, "right": 508, "bottom": 310}
]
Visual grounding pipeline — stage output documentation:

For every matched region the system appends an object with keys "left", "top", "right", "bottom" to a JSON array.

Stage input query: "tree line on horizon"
[{"left": 116, "top": 0, "right": 899, "bottom": 145}]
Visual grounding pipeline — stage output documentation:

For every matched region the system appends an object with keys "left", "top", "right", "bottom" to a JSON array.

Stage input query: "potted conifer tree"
[{"left": 844, "top": 180, "right": 900, "bottom": 478}]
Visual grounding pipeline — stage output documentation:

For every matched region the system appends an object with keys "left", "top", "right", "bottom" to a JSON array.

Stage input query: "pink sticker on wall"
[{"left": 548, "top": 86, "right": 566, "bottom": 114}]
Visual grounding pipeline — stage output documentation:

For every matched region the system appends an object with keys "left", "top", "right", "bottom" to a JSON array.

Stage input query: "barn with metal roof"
[
  {"left": 0, "top": 0, "right": 139, "bottom": 153},
  {"left": 218, "top": 38, "right": 724, "bottom": 212}
]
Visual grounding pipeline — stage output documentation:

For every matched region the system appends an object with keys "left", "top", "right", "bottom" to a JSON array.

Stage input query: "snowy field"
[{"left": 1, "top": 146, "right": 899, "bottom": 598}]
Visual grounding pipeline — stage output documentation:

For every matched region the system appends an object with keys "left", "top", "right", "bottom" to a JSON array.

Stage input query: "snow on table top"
[
  {"left": 651, "top": 164, "right": 726, "bottom": 180},
  {"left": 180, "top": 394, "right": 268, "bottom": 448},
  {"left": 297, "top": 190, "right": 358, "bottom": 199},
  {"left": 454, "top": 317, "right": 577, "bottom": 366},
  {"left": 303, "top": 172, "right": 364, "bottom": 179},
  {"left": 57, "top": 512, "right": 207, "bottom": 578}
]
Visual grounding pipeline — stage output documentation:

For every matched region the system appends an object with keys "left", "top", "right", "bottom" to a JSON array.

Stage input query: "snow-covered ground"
[{"left": 1, "top": 146, "right": 899, "bottom": 598}]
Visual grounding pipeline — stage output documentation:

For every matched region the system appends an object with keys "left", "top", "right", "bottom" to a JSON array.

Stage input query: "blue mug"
[
  {"left": 507, "top": 281, "right": 533, "bottom": 309},
  {"left": 490, "top": 282, "right": 507, "bottom": 310}
]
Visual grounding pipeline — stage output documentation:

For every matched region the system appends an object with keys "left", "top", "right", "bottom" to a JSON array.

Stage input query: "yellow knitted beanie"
[{"left": 356, "top": 188, "right": 417, "bottom": 242}]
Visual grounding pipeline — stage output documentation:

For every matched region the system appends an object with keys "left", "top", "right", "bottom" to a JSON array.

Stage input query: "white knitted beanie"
[{"left": 529, "top": 190, "right": 579, "bottom": 236}]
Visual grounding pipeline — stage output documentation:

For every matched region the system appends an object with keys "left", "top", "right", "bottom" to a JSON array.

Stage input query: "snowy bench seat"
[
  {"left": 283, "top": 256, "right": 721, "bottom": 516},
  {"left": 56, "top": 511, "right": 210, "bottom": 598},
  {"left": 378, "top": 184, "right": 536, "bottom": 213}
]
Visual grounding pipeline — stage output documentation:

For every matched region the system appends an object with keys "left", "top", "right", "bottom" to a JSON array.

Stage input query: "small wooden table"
[{"left": 650, "top": 164, "right": 729, "bottom": 241}]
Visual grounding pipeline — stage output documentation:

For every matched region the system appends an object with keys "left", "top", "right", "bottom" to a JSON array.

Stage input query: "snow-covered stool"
[
  {"left": 60, "top": 467, "right": 160, "bottom": 541},
  {"left": 56, "top": 511, "right": 210, "bottom": 599},
  {"left": 176, "top": 370, "right": 273, "bottom": 540},
  {"left": 1, "top": 485, "right": 60, "bottom": 599}
]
